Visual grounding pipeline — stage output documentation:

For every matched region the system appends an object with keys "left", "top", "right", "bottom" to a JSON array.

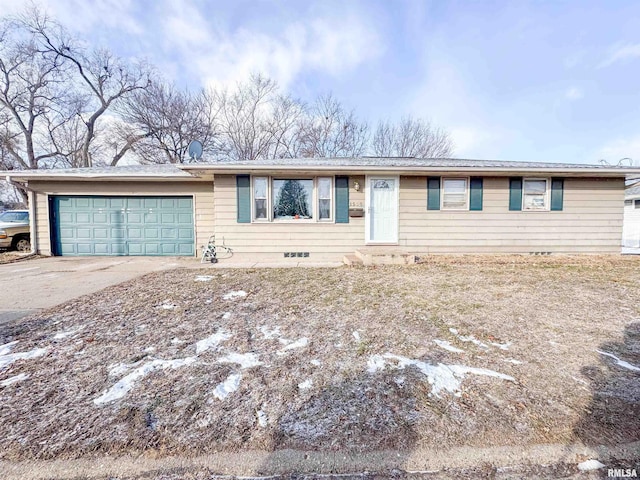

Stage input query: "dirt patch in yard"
[{"left": 0, "top": 255, "right": 639, "bottom": 467}]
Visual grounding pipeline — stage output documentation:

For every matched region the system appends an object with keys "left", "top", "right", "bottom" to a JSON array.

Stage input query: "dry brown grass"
[
  {"left": 0, "top": 255, "right": 639, "bottom": 462},
  {"left": 0, "top": 251, "right": 38, "bottom": 264}
]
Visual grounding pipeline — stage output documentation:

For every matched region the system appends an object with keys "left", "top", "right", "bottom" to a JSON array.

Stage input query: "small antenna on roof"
[{"left": 187, "top": 140, "right": 203, "bottom": 162}]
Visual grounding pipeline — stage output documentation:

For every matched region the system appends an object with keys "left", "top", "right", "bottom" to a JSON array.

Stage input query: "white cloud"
[
  {"left": 599, "top": 43, "right": 640, "bottom": 68},
  {"left": 449, "top": 125, "right": 506, "bottom": 159},
  {"left": 565, "top": 87, "right": 583, "bottom": 101},
  {"left": 159, "top": 1, "right": 383, "bottom": 90}
]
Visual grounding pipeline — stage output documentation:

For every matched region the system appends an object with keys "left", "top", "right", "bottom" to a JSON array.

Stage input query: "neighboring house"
[
  {"left": 623, "top": 183, "right": 640, "bottom": 248},
  {"left": 4, "top": 158, "right": 640, "bottom": 261}
]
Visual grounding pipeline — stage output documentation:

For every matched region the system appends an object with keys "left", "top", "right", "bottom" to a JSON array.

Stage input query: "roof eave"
[
  {"left": 179, "top": 164, "right": 634, "bottom": 177},
  {"left": 4, "top": 174, "right": 203, "bottom": 182}
]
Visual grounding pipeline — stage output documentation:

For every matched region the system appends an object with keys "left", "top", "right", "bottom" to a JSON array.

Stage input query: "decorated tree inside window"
[{"left": 274, "top": 180, "right": 311, "bottom": 218}]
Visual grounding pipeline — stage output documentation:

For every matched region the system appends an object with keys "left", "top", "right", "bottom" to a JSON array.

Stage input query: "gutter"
[{"left": 5, "top": 175, "right": 37, "bottom": 255}]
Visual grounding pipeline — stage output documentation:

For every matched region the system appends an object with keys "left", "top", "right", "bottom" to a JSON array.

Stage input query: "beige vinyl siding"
[
  {"left": 400, "top": 176, "right": 624, "bottom": 254},
  {"left": 30, "top": 180, "right": 214, "bottom": 256},
  {"left": 213, "top": 174, "right": 365, "bottom": 261}
]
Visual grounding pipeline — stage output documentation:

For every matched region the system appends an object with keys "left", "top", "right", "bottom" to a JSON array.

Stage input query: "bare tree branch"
[{"left": 372, "top": 116, "right": 454, "bottom": 158}]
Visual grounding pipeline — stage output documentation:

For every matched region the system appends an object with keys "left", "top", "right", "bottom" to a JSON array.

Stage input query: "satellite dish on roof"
[{"left": 187, "top": 140, "right": 203, "bottom": 161}]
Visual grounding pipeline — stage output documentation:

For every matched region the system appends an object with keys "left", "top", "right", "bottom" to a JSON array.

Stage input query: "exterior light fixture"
[{"left": 353, "top": 181, "right": 360, "bottom": 192}]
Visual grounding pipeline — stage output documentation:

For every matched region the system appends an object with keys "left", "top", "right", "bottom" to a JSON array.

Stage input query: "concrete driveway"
[{"left": 0, "top": 257, "right": 197, "bottom": 325}]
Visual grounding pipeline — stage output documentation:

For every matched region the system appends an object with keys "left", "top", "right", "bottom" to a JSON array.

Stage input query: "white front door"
[{"left": 366, "top": 176, "right": 399, "bottom": 244}]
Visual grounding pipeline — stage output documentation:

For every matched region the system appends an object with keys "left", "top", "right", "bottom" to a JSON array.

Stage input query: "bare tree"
[
  {"left": 121, "top": 82, "right": 219, "bottom": 164},
  {"left": 26, "top": 10, "right": 152, "bottom": 167},
  {"left": 296, "top": 93, "right": 369, "bottom": 158},
  {"left": 267, "top": 94, "right": 307, "bottom": 159},
  {"left": 215, "top": 73, "right": 288, "bottom": 161},
  {"left": 372, "top": 116, "right": 454, "bottom": 158},
  {"left": 0, "top": 15, "right": 73, "bottom": 175}
]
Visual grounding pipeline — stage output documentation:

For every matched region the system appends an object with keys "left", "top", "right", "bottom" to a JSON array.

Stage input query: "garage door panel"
[
  {"left": 178, "top": 228, "right": 193, "bottom": 239},
  {"left": 76, "top": 243, "right": 93, "bottom": 254},
  {"left": 127, "top": 212, "right": 143, "bottom": 224},
  {"left": 161, "top": 244, "right": 177, "bottom": 254},
  {"left": 176, "top": 198, "right": 192, "bottom": 208},
  {"left": 93, "top": 213, "right": 108, "bottom": 223},
  {"left": 76, "top": 228, "right": 91, "bottom": 239},
  {"left": 53, "top": 196, "right": 194, "bottom": 256},
  {"left": 161, "top": 227, "right": 177, "bottom": 239},
  {"left": 144, "top": 243, "right": 160, "bottom": 255},
  {"left": 177, "top": 243, "right": 193, "bottom": 254},
  {"left": 161, "top": 213, "right": 175, "bottom": 223}
]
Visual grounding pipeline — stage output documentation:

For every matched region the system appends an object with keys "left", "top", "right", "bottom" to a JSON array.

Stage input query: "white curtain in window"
[{"left": 443, "top": 178, "right": 467, "bottom": 209}]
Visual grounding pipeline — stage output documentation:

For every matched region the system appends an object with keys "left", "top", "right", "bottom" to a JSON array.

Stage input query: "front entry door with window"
[{"left": 366, "top": 177, "right": 398, "bottom": 243}]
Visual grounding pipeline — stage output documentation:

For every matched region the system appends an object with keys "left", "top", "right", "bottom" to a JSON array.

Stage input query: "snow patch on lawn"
[
  {"left": 298, "top": 379, "right": 313, "bottom": 390},
  {"left": 259, "top": 325, "right": 281, "bottom": 339},
  {"left": 158, "top": 303, "right": 177, "bottom": 310},
  {"left": 171, "top": 337, "right": 185, "bottom": 345},
  {"left": 223, "top": 290, "right": 247, "bottom": 300},
  {"left": 53, "top": 328, "right": 81, "bottom": 340},
  {"left": 212, "top": 373, "right": 242, "bottom": 400},
  {"left": 218, "top": 352, "right": 262, "bottom": 369},
  {"left": 0, "top": 347, "right": 47, "bottom": 370},
  {"left": 277, "top": 337, "right": 309, "bottom": 355},
  {"left": 108, "top": 362, "right": 138, "bottom": 377},
  {"left": 449, "top": 328, "right": 489, "bottom": 349},
  {"left": 194, "top": 275, "right": 214, "bottom": 282},
  {"left": 352, "top": 331, "right": 361, "bottom": 342},
  {"left": 503, "top": 358, "right": 523, "bottom": 365},
  {"left": 195, "top": 330, "right": 232, "bottom": 354},
  {"left": 577, "top": 459, "right": 605, "bottom": 471},
  {"left": 94, "top": 357, "right": 197, "bottom": 405},
  {"left": 367, "top": 353, "right": 515, "bottom": 397},
  {"left": 489, "top": 341, "right": 511, "bottom": 350},
  {"left": 596, "top": 350, "right": 640, "bottom": 372},
  {"left": 0, "top": 341, "right": 19, "bottom": 356},
  {"left": 222, "top": 312, "right": 231, "bottom": 320},
  {"left": 256, "top": 407, "right": 268, "bottom": 427},
  {"left": 310, "top": 359, "right": 322, "bottom": 366},
  {"left": 1, "top": 373, "right": 28, "bottom": 386},
  {"left": 434, "top": 340, "right": 464, "bottom": 353}
]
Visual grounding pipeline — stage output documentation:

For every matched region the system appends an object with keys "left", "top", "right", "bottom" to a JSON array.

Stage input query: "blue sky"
[{"left": 3, "top": 0, "right": 640, "bottom": 164}]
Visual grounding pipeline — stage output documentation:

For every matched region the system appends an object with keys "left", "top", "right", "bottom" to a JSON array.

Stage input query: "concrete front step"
[
  {"left": 343, "top": 254, "right": 364, "bottom": 266},
  {"left": 354, "top": 248, "right": 416, "bottom": 266}
]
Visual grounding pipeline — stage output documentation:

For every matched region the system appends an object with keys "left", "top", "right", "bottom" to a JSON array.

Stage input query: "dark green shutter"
[
  {"left": 509, "top": 177, "right": 523, "bottom": 211},
  {"left": 335, "top": 176, "right": 349, "bottom": 223},
  {"left": 550, "top": 178, "right": 564, "bottom": 211},
  {"left": 469, "top": 177, "right": 483, "bottom": 211},
  {"left": 236, "top": 175, "right": 251, "bottom": 223},
  {"left": 427, "top": 176, "right": 441, "bottom": 210}
]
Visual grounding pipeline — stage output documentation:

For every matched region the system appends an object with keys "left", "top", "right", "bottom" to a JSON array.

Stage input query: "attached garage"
[{"left": 50, "top": 196, "right": 195, "bottom": 256}]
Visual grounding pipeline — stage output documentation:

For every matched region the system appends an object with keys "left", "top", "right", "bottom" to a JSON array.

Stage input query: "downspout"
[{"left": 5, "top": 175, "right": 37, "bottom": 255}]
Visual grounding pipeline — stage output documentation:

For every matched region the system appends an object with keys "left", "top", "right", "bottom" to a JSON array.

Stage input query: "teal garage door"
[{"left": 51, "top": 196, "right": 194, "bottom": 256}]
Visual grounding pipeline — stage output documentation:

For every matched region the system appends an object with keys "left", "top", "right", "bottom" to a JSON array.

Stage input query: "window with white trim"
[
  {"left": 317, "top": 177, "right": 332, "bottom": 220},
  {"left": 254, "top": 177, "right": 268, "bottom": 220},
  {"left": 252, "top": 176, "right": 333, "bottom": 222},
  {"left": 523, "top": 178, "right": 549, "bottom": 211},
  {"left": 635, "top": 199, "right": 640, "bottom": 209},
  {"left": 442, "top": 178, "right": 468, "bottom": 210}
]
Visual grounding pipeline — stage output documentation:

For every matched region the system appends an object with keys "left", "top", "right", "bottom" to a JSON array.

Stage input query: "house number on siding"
[{"left": 349, "top": 201, "right": 363, "bottom": 208}]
